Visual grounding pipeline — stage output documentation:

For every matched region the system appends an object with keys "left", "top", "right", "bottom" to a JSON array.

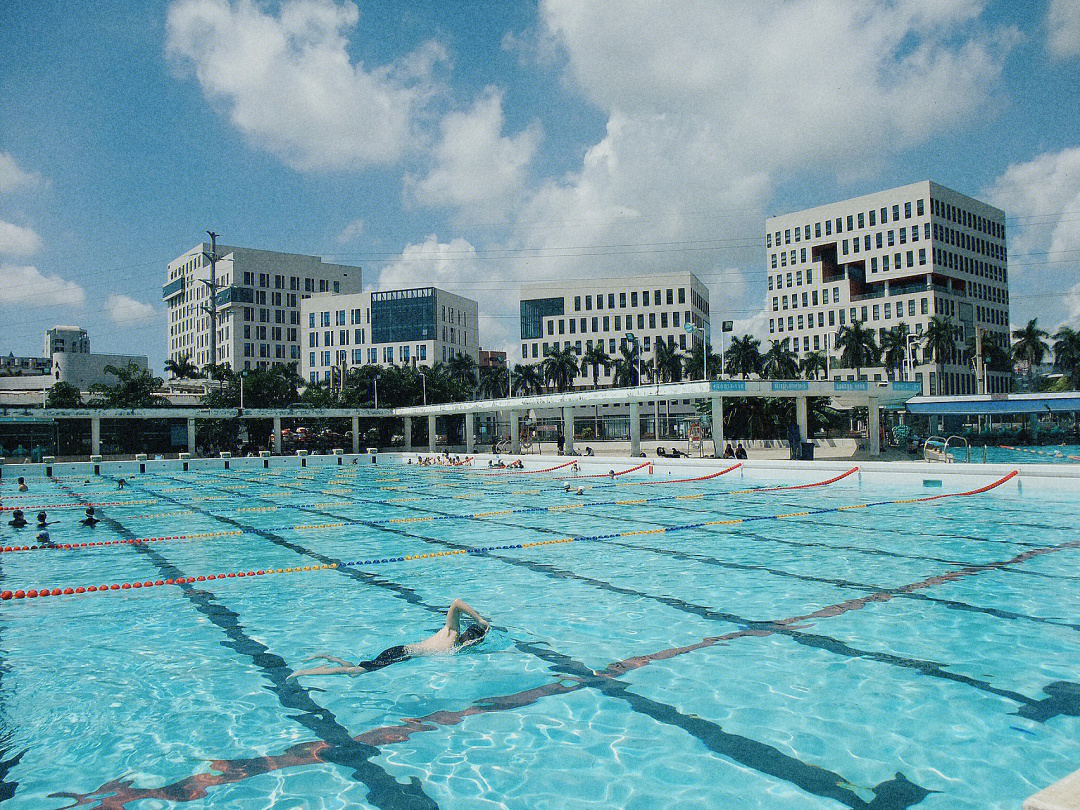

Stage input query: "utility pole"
[
  {"left": 201, "top": 231, "right": 221, "bottom": 374},
  {"left": 975, "top": 326, "right": 986, "bottom": 395}
]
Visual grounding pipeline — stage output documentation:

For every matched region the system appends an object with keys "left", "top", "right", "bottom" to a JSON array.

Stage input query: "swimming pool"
[
  {"left": 1, "top": 457, "right": 1078, "bottom": 809},
  {"left": 984, "top": 444, "right": 1080, "bottom": 464}
]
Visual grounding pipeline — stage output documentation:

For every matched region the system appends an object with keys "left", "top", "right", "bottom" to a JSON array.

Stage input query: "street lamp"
[
  {"left": 720, "top": 320, "right": 733, "bottom": 380},
  {"left": 684, "top": 322, "right": 706, "bottom": 380},
  {"left": 904, "top": 333, "right": 920, "bottom": 383},
  {"left": 421, "top": 371, "right": 427, "bottom": 405},
  {"left": 239, "top": 368, "right": 248, "bottom": 410}
]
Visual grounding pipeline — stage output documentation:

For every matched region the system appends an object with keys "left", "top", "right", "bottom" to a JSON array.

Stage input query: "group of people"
[
  {"left": 487, "top": 458, "right": 524, "bottom": 469},
  {"left": 408, "top": 454, "right": 474, "bottom": 467},
  {"left": 722, "top": 443, "right": 749, "bottom": 459}
]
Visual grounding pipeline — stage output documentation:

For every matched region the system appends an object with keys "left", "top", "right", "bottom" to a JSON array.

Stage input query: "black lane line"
[
  {"left": 148, "top": 473, "right": 940, "bottom": 810},
  {"left": 194, "top": 471, "right": 1067, "bottom": 720},
  {"left": 53, "top": 480, "right": 437, "bottom": 810},
  {"left": 575, "top": 504, "right": 1080, "bottom": 633},
  {"left": 515, "top": 641, "right": 934, "bottom": 810}
]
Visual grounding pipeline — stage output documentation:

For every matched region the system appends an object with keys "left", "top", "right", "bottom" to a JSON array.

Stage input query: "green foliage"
[
  {"left": 611, "top": 343, "right": 641, "bottom": 387},
  {"left": 164, "top": 355, "right": 200, "bottom": 379},
  {"left": 46, "top": 381, "right": 82, "bottom": 408},
  {"left": 1052, "top": 326, "right": 1080, "bottom": 388},
  {"left": 835, "top": 321, "right": 879, "bottom": 377},
  {"left": 653, "top": 338, "right": 684, "bottom": 383},
  {"left": 202, "top": 364, "right": 303, "bottom": 408},
  {"left": 879, "top": 323, "right": 911, "bottom": 379},
  {"left": 543, "top": 345, "right": 580, "bottom": 392},
  {"left": 1012, "top": 318, "right": 1049, "bottom": 371},
  {"left": 512, "top": 363, "right": 543, "bottom": 395},
  {"left": 580, "top": 343, "right": 611, "bottom": 388},
  {"left": 799, "top": 351, "right": 827, "bottom": 380},
  {"left": 761, "top": 340, "right": 798, "bottom": 379},
  {"left": 684, "top": 340, "right": 720, "bottom": 381},
  {"left": 89, "top": 363, "right": 164, "bottom": 408},
  {"left": 725, "top": 335, "right": 762, "bottom": 379}
]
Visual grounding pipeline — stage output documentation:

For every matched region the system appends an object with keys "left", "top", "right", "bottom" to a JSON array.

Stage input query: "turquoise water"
[
  {"left": 1, "top": 461, "right": 1079, "bottom": 809},
  {"left": 983, "top": 444, "right": 1080, "bottom": 464}
]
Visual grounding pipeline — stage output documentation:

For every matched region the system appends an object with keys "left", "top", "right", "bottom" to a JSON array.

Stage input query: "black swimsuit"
[{"left": 361, "top": 645, "right": 411, "bottom": 672}]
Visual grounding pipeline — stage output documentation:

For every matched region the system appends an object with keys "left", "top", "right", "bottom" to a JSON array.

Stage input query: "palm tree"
[
  {"left": 611, "top": 342, "right": 640, "bottom": 387},
  {"left": 478, "top": 364, "right": 508, "bottom": 399},
  {"left": 653, "top": 337, "right": 684, "bottom": 383},
  {"left": 1012, "top": 318, "right": 1049, "bottom": 380},
  {"left": 761, "top": 340, "right": 798, "bottom": 379},
  {"left": 511, "top": 363, "right": 543, "bottom": 395},
  {"left": 834, "top": 322, "right": 879, "bottom": 378},
  {"left": 879, "top": 324, "right": 911, "bottom": 380},
  {"left": 922, "top": 316, "right": 960, "bottom": 394},
  {"left": 543, "top": 345, "right": 580, "bottom": 392},
  {"left": 685, "top": 340, "right": 720, "bottom": 380},
  {"left": 799, "top": 350, "right": 827, "bottom": 380},
  {"left": 1053, "top": 326, "right": 1080, "bottom": 389},
  {"left": 725, "top": 335, "right": 762, "bottom": 379},
  {"left": 580, "top": 343, "right": 611, "bottom": 389},
  {"left": 446, "top": 352, "right": 479, "bottom": 395},
  {"left": 164, "top": 354, "right": 200, "bottom": 380}
]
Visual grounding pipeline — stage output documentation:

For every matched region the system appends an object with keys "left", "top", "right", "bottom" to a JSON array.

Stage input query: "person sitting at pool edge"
[{"left": 288, "top": 598, "right": 490, "bottom": 679}]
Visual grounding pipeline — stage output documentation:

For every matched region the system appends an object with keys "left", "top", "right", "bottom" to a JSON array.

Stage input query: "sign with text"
[
  {"left": 710, "top": 380, "right": 747, "bottom": 392},
  {"left": 771, "top": 381, "right": 809, "bottom": 391}
]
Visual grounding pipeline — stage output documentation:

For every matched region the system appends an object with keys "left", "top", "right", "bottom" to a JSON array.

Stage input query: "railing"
[
  {"left": 923, "top": 435, "right": 970, "bottom": 463},
  {"left": 944, "top": 435, "right": 971, "bottom": 463}
]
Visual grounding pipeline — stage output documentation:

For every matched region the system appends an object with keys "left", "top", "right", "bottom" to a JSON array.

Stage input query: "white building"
[
  {"left": 519, "top": 271, "right": 711, "bottom": 387},
  {"left": 765, "top": 181, "right": 1010, "bottom": 395},
  {"left": 0, "top": 326, "right": 148, "bottom": 392},
  {"left": 300, "top": 287, "right": 479, "bottom": 383},
  {"left": 163, "top": 243, "right": 362, "bottom": 373}
]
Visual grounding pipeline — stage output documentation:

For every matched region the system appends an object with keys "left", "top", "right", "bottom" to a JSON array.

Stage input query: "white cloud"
[
  {"left": 0, "top": 264, "right": 85, "bottom": 307},
  {"left": 408, "top": 87, "right": 541, "bottom": 218},
  {"left": 336, "top": 217, "right": 365, "bottom": 244},
  {"left": 106, "top": 294, "right": 159, "bottom": 326},
  {"left": 1062, "top": 281, "right": 1080, "bottom": 328},
  {"left": 0, "top": 219, "right": 44, "bottom": 256},
  {"left": 0, "top": 153, "right": 45, "bottom": 193},
  {"left": 1047, "top": 0, "right": 1080, "bottom": 59},
  {"left": 165, "top": 0, "right": 446, "bottom": 170}
]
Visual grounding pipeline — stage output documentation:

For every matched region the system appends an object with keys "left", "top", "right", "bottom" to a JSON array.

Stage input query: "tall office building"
[
  {"left": 163, "top": 243, "right": 362, "bottom": 372},
  {"left": 765, "top": 181, "right": 1010, "bottom": 395},
  {"left": 300, "top": 287, "right": 479, "bottom": 382},
  {"left": 519, "top": 271, "right": 711, "bottom": 388}
]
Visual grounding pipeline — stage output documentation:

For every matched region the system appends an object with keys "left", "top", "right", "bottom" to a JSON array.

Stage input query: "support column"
[
  {"left": 509, "top": 410, "right": 520, "bottom": 454},
  {"left": 186, "top": 418, "right": 196, "bottom": 454},
  {"left": 351, "top": 415, "right": 360, "bottom": 454},
  {"left": 465, "top": 412, "right": 475, "bottom": 454},
  {"left": 711, "top": 397, "right": 724, "bottom": 456},
  {"left": 272, "top": 416, "right": 282, "bottom": 455},
  {"left": 428, "top": 415, "right": 437, "bottom": 453},
  {"left": 929, "top": 415, "right": 940, "bottom": 436},
  {"left": 629, "top": 401, "right": 641, "bottom": 457},
  {"left": 795, "top": 395, "right": 808, "bottom": 443},
  {"left": 91, "top": 417, "right": 101, "bottom": 456},
  {"left": 403, "top": 416, "right": 413, "bottom": 451},
  {"left": 868, "top": 397, "right": 881, "bottom": 456},
  {"left": 562, "top": 406, "right": 574, "bottom": 456}
]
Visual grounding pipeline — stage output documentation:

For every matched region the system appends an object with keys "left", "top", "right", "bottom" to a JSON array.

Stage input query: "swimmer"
[
  {"left": 608, "top": 469, "right": 616, "bottom": 479},
  {"left": 576, "top": 486, "right": 585, "bottom": 496},
  {"left": 36, "top": 530, "right": 52, "bottom": 546},
  {"left": 8, "top": 509, "right": 27, "bottom": 528},
  {"left": 17, "top": 477, "right": 28, "bottom": 492},
  {"left": 36, "top": 511, "right": 50, "bottom": 528},
  {"left": 117, "top": 478, "right": 126, "bottom": 490},
  {"left": 563, "top": 481, "right": 572, "bottom": 492},
  {"left": 288, "top": 598, "right": 489, "bottom": 679},
  {"left": 81, "top": 506, "right": 99, "bottom": 526}
]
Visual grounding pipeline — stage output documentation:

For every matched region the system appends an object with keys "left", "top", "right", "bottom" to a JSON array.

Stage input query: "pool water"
[
  {"left": 1, "top": 461, "right": 1079, "bottom": 809},
  {"left": 983, "top": 444, "right": 1080, "bottom": 464}
]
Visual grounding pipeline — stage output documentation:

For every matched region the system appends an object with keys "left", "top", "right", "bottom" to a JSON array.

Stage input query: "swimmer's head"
[
  {"left": 563, "top": 482, "right": 571, "bottom": 491},
  {"left": 576, "top": 486, "right": 585, "bottom": 495},
  {"left": 85, "top": 507, "right": 95, "bottom": 516},
  {"left": 36, "top": 511, "right": 47, "bottom": 523},
  {"left": 460, "top": 623, "right": 488, "bottom": 644},
  {"left": 36, "top": 530, "right": 49, "bottom": 542}
]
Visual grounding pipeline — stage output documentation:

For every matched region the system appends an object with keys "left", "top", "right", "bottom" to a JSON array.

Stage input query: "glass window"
[
  {"left": 917, "top": 199, "right": 925, "bottom": 216},
  {"left": 574, "top": 296, "right": 581, "bottom": 311},
  {"left": 815, "top": 222, "right": 821, "bottom": 238},
  {"left": 585, "top": 295, "right": 592, "bottom": 310},
  {"left": 825, "top": 219, "right": 832, "bottom": 236},
  {"left": 905, "top": 201, "right": 912, "bottom": 219},
  {"left": 630, "top": 291, "right": 638, "bottom": 307}
]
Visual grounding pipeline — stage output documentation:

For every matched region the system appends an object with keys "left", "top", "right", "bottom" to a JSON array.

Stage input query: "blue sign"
[
  {"left": 834, "top": 381, "right": 869, "bottom": 391},
  {"left": 892, "top": 381, "right": 922, "bottom": 392},
  {"left": 771, "top": 381, "right": 809, "bottom": 391},
  {"left": 710, "top": 380, "right": 746, "bottom": 392}
]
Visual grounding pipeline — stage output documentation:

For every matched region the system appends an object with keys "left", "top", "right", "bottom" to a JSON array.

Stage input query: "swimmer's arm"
[
  {"left": 303, "top": 653, "right": 354, "bottom": 667},
  {"left": 287, "top": 664, "right": 366, "bottom": 679},
  {"left": 447, "top": 598, "right": 489, "bottom": 630}
]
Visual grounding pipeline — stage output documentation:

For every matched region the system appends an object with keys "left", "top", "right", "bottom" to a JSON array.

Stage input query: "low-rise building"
[
  {"left": 300, "top": 286, "right": 479, "bottom": 383},
  {"left": 0, "top": 326, "right": 148, "bottom": 391}
]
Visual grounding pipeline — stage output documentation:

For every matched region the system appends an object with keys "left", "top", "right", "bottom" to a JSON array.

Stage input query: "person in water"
[
  {"left": 8, "top": 509, "right": 27, "bottom": 528},
  {"left": 288, "top": 598, "right": 490, "bottom": 679},
  {"left": 17, "top": 477, "right": 28, "bottom": 492},
  {"left": 81, "top": 507, "right": 99, "bottom": 526}
]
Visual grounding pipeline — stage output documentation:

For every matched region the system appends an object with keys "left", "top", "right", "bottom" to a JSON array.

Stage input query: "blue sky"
[{"left": 2, "top": 0, "right": 1079, "bottom": 372}]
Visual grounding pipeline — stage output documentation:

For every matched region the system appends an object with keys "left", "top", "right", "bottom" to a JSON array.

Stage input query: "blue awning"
[{"left": 906, "top": 394, "right": 1080, "bottom": 416}]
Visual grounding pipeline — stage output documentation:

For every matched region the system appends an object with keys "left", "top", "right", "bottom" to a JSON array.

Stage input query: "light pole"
[
  {"left": 684, "top": 322, "right": 705, "bottom": 380},
  {"left": 626, "top": 333, "right": 641, "bottom": 387},
  {"left": 421, "top": 371, "right": 427, "bottom": 405},
  {"left": 374, "top": 378, "right": 378, "bottom": 410},
  {"left": 720, "top": 320, "right": 733, "bottom": 380},
  {"left": 905, "top": 333, "right": 919, "bottom": 383},
  {"left": 239, "top": 369, "right": 248, "bottom": 410}
]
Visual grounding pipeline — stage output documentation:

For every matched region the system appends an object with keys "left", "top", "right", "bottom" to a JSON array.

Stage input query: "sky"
[{"left": 2, "top": 0, "right": 1080, "bottom": 373}]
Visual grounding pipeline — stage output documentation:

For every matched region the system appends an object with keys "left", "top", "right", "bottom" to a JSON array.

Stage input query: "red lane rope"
[
  {"left": 480, "top": 459, "right": 579, "bottom": 476},
  {"left": 915, "top": 469, "right": 1018, "bottom": 501},
  {"left": 573, "top": 461, "right": 653, "bottom": 479},
  {"left": 633, "top": 462, "right": 741, "bottom": 485},
  {"left": 0, "top": 530, "right": 244, "bottom": 555},
  {"left": 775, "top": 466, "right": 859, "bottom": 491}
]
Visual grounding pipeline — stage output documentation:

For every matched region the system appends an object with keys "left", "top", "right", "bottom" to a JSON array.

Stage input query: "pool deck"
[{"left": 1025, "top": 769, "right": 1080, "bottom": 810}]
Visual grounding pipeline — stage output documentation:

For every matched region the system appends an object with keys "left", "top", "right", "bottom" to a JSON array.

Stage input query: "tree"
[
  {"left": 46, "top": 381, "right": 81, "bottom": 408},
  {"left": 835, "top": 322, "right": 879, "bottom": 378},
  {"left": 543, "top": 345, "right": 579, "bottom": 392},
  {"left": 580, "top": 343, "right": 611, "bottom": 388},
  {"left": 164, "top": 355, "right": 200, "bottom": 380},
  {"left": 89, "top": 363, "right": 164, "bottom": 408},
  {"left": 761, "top": 340, "right": 798, "bottom": 379},
  {"left": 478, "top": 365, "right": 508, "bottom": 399},
  {"left": 610, "top": 342, "right": 638, "bottom": 387},
  {"left": 1053, "top": 326, "right": 1080, "bottom": 389},
  {"left": 880, "top": 324, "right": 911, "bottom": 380},
  {"left": 725, "top": 335, "right": 762, "bottom": 379},
  {"left": 653, "top": 337, "right": 684, "bottom": 383},
  {"left": 685, "top": 340, "right": 720, "bottom": 381},
  {"left": 1011, "top": 319, "right": 1049, "bottom": 380},
  {"left": 512, "top": 363, "right": 543, "bottom": 396},
  {"left": 799, "top": 351, "right": 827, "bottom": 381},
  {"left": 446, "top": 353, "right": 479, "bottom": 395}
]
